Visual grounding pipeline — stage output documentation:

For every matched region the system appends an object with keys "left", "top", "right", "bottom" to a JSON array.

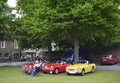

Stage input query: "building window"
[
  {"left": 13, "top": 53, "right": 19, "bottom": 59},
  {"left": 5, "top": 53, "right": 9, "bottom": 57},
  {"left": 0, "top": 53, "right": 1, "bottom": 58},
  {"left": 1, "top": 41, "right": 5, "bottom": 48},
  {"left": 14, "top": 40, "right": 18, "bottom": 49}
]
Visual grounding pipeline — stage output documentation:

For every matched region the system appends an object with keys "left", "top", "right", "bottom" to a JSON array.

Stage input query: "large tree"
[
  {"left": 17, "top": 0, "right": 119, "bottom": 60},
  {"left": 0, "top": 0, "right": 16, "bottom": 40}
]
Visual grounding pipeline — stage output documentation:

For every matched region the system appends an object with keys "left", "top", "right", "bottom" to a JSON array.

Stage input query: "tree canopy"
[
  {"left": 16, "top": 0, "right": 120, "bottom": 60},
  {"left": 0, "top": 0, "right": 16, "bottom": 40}
]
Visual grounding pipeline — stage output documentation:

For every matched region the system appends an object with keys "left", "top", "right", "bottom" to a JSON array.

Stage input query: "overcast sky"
[{"left": 7, "top": 0, "right": 16, "bottom": 7}]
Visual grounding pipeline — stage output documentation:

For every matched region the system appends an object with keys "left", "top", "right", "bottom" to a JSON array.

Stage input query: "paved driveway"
[
  {"left": 96, "top": 63, "right": 120, "bottom": 70},
  {"left": 0, "top": 61, "right": 33, "bottom": 66}
]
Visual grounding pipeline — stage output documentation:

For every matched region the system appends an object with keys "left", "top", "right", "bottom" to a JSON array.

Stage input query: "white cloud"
[{"left": 7, "top": 0, "right": 16, "bottom": 7}]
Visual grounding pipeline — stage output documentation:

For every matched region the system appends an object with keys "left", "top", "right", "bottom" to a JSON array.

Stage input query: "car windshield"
[
  {"left": 51, "top": 60, "right": 66, "bottom": 64},
  {"left": 74, "top": 60, "right": 88, "bottom": 64},
  {"left": 102, "top": 55, "right": 112, "bottom": 59}
]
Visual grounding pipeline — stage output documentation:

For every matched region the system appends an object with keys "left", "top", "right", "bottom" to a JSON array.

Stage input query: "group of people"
[
  {"left": 24, "top": 54, "right": 46, "bottom": 76},
  {"left": 25, "top": 60, "right": 41, "bottom": 76}
]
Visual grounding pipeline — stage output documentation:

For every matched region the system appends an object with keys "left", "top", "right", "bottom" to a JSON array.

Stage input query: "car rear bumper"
[{"left": 100, "top": 61, "right": 114, "bottom": 64}]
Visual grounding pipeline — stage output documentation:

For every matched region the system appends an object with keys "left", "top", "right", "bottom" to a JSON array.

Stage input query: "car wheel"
[
  {"left": 67, "top": 72, "right": 70, "bottom": 75},
  {"left": 91, "top": 67, "right": 95, "bottom": 73},
  {"left": 54, "top": 68, "right": 59, "bottom": 74},
  {"left": 111, "top": 62, "right": 114, "bottom": 65},
  {"left": 81, "top": 69, "right": 85, "bottom": 76}
]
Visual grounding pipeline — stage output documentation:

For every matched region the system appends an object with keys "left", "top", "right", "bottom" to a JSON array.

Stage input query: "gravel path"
[{"left": 0, "top": 61, "right": 33, "bottom": 66}]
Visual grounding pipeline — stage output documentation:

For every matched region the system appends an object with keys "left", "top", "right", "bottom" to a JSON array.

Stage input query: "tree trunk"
[
  {"left": 48, "top": 43, "right": 52, "bottom": 61},
  {"left": 73, "top": 27, "right": 79, "bottom": 61}
]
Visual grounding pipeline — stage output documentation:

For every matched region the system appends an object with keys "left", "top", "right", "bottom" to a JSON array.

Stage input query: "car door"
[
  {"left": 84, "top": 64, "right": 92, "bottom": 73},
  {"left": 55, "top": 64, "right": 64, "bottom": 72}
]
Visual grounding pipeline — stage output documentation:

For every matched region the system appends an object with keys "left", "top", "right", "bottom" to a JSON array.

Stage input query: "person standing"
[
  {"left": 8, "top": 55, "right": 12, "bottom": 64},
  {"left": 26, "top": 53, "right": 30, "bottom": 61},
  {"left": 40, "top": 54, "right": 46, "bottom": 62},
  {"left": 39, "top": 54, "right": 46, "bottom": 69}
]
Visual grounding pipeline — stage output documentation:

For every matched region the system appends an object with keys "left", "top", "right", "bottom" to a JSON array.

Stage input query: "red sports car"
[
  {"left": 22, "top": 61, "right": 50, "bottom": 74},
  {"left": 100, "top": 54, "right": 119, "bottom": 65},
  {"left": 42, "top": 61, "right": 71, "bottom": 74}
]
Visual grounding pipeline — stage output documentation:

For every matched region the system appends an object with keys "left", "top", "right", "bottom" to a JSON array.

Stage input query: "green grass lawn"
[{"left": 0, "top": 66, "right": 120, "bottom": 83}]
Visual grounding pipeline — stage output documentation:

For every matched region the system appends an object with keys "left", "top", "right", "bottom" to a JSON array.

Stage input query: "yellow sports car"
[{"left": 66, "top": 60, "right": 96, "bottom": 76}]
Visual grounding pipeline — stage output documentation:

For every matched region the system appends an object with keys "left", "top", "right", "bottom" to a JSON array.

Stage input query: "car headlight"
[
  {"left": 29, "top": 65, "right": 32, "bottom": 68},
  {"left": 24, "top": 65, "right": 27, "bottom": 68},
  {"left": 66, "top": 68, "right": 68, "bottom": 71},
  {"left": 51, "top": 66, "right": 53, "bottom": 69},
  {"left": 45, "top": 66, "right": 48, "bottom": 69},
  {"left": 77, "top": 68, "right": 80, "bottom": 71}
]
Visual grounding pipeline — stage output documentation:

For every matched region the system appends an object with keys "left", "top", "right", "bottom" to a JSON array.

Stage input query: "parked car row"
[
  {"left": 22, "top": 54, "right": 119, "bottom": 76},
  {"left": 22, "top": 60, "right": 96, "bottom": 76},
  {"left": 61, "top": 54, "right": 119, "bottom": 65}
]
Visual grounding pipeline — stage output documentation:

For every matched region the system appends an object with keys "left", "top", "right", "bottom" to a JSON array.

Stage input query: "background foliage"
[
  {"left": 1, "top": 0, "right": 119, "bottom": 60},
  {"left": 0, "top": 0, "right": 16, "bottom": 40},
  {"left": 15, "top": 0, "right": 120, "bottom": 60}
]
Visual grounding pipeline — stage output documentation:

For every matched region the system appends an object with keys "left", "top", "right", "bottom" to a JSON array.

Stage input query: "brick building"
[{"left": 0, "top": 40, "right": 20, "bottom": 62}]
